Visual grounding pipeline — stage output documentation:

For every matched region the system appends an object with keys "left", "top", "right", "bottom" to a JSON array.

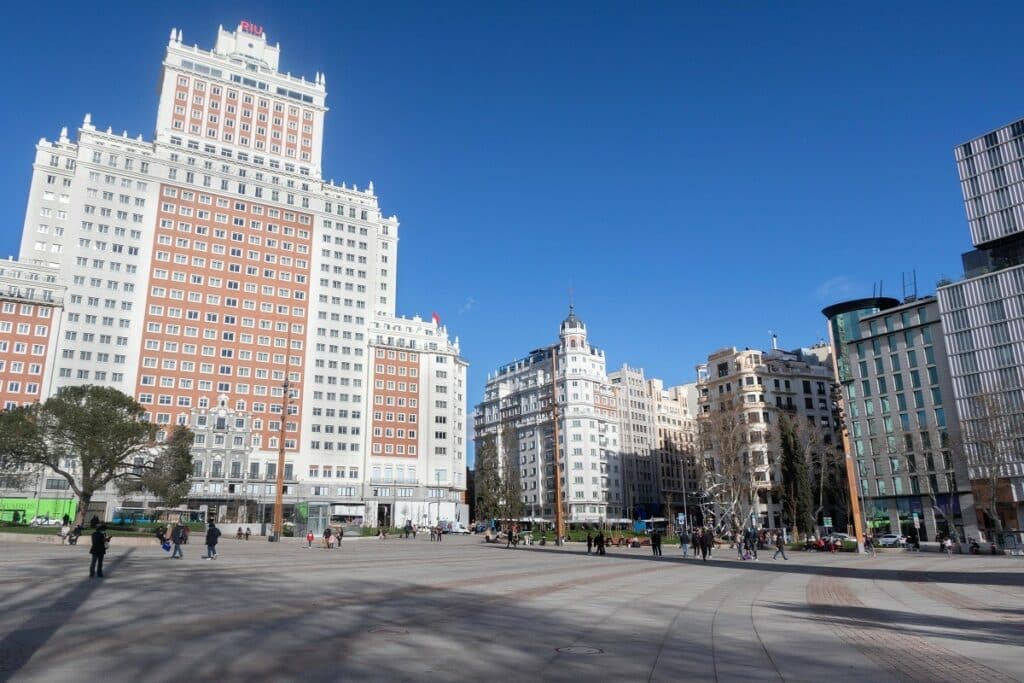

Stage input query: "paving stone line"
[{"left": 807, "top": 576, "right": 1021, "bottom": 683}]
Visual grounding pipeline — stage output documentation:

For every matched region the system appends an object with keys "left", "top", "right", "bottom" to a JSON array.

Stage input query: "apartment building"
[{"left": 0, "top": 22, "right": 466, "bottom": 530}]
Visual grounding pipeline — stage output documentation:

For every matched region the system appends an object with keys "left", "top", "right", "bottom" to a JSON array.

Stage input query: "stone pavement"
[{"left": 0, "top": 535, "right": 1021, "bottom": 682}]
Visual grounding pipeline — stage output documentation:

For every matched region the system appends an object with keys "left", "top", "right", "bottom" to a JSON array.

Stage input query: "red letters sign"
[{"left": 240, "top": 20, "right": 264, "bottom": 37}]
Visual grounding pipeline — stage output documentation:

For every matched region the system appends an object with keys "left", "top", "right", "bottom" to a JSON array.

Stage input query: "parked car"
[
  {"left": 30, "top": 516, "right": 62, "bottom": 527},
  {"left": 877, "top": 533, "right": 906, "bottom": 547},
  {"left": 445, "top": 522, "right": 470, "bottom": 534},
  {"left": 827, "top": 533, "right": 850, "bottom": 544}
]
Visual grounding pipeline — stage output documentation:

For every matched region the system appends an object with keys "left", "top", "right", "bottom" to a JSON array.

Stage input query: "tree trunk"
[{"left": 74, "top": 491, "right": 93, "bottom": 527}]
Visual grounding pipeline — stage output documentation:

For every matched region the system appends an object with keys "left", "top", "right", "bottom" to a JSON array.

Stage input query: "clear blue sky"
[{"left": 2, "top": 2, "right": 1023, "bottom": 457}]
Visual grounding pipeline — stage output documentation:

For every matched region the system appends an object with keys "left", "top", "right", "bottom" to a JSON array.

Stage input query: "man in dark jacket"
[
  {"left": 205, "top": 522, "right": 221, "bottom": 560},
  {"left": 772, "top": 533, "right": 788, "bottom": 560},
  {"left": 651, "top": 530, "right": 662, "bottom": 557},
  {"left": 594, "top": 531, "right": 606, "bottom": 556},
  {"left": 171, "top": 523, "right": 186, "bottom": 559},
  {"left": 89, "top": 524, "right": 110, "bottom": 577}
]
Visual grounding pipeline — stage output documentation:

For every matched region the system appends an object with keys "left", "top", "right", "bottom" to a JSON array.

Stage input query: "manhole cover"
[
  {"left": 368, "top": 626, "right": 408, "bottom": 635},
  {"left": 556, "top": 646, "right": 603, "bottom": 655}
]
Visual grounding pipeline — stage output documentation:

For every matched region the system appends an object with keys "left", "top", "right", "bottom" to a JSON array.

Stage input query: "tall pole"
[
  {"left": 550, "top": 346, "right": 565, "bottom": 545},
  {"left": 826, "top": 324, "right": 865, "bottom": 553},
  {"left": 272, "top": 329, "right": 293, "bottom": 540}
]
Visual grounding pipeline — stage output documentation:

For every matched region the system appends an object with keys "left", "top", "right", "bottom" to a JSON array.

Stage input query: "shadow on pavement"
[
  {"left": 0, "top": 548, "right": 135, "bottom": 679},
  {"left": 769, "top": 601, "right": 1024, "bottom": 647},
  {"left": 497, "top": 544, "right": 1024, "bottom": 587}
]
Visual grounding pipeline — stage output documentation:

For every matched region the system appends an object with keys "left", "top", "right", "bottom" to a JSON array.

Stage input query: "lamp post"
[
  {"left": 549, "top": 345, "right": 565, "bottom": 545},
  {"left": 434, "top": 470, "right": 441, "bottom": 526},
  {"left": 272, "top": 329, "right": 294, "bottom": 541}
]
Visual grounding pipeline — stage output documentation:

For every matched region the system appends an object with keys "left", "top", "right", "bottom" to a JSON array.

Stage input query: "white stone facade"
[{"left": 1, "top": 23, "right": 466, "bottom": 530}]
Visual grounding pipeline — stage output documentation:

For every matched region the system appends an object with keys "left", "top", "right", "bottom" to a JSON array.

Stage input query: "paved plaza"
[{"left": 0, "top": 535, "right": 1021, "bottom": 682}]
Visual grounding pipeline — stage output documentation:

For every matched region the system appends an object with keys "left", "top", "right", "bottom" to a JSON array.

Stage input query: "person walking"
[
  {"left": 864, "top": 535, "right": 876, "bottom": 557},
  {"left": 205, "top": 521, "right": 221, "bottom": 560},
  {"left": 170, "top": 522, "right": 186, "bottom": 559},
  {"left": 679, "top": 528, "right": 691, "bottom": 558},
  {"left": 244, "top": 527, "right": 251, "bottom": 540},
  {"left": 324, "top": 527, "right": 333, "bottom": 549},
  {"left": 651, "top": 530, "right": 662, "bottom": 557},
  {"left": 772, "top": 533, "right": 788, "bottom": 560},
  {"left": 89, "top": 524, "right": 110, "bottom": 578},
  {"left": 700, "top": 529, "right": 711, "bottom": 562},
  {"left": 595, "top": 531, "right": 606, "bottom": 556},
  {"left": 943, "top": 537, "right": 954, "bottom": 557},
  {"left": 586, "top": 532, "right": 593, "bottom": 555}
]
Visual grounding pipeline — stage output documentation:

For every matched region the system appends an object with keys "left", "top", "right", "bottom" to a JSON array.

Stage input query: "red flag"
[{"left": 431, "top": 312, "right": 441, "bottom": 326}]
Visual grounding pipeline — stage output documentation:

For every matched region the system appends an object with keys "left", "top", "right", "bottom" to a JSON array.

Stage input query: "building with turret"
[
  {"left": 0, "top": 22, "right": 468, "bottom": 529},
  {"left": 474, "top": 308, "right": 624, "bottom": 523}
]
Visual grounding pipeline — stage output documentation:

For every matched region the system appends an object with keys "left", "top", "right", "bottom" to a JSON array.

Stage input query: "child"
[{"left": 306, "top": 530, "right": 315, "bottom": 549}]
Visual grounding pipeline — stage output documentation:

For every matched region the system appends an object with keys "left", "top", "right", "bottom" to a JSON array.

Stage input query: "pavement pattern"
[{"left": 0, "top": 534, "right": 1021, "bottom": 682}]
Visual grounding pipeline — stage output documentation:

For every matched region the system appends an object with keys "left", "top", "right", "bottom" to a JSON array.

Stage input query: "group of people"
[
  {"left": 155, "top": 521, "right": 221, "bottom": 560},
  {"left": 235, "top": 527, "right": 253, "bottom": 540},
  {"left": 306, "top": 527, "right": 345, "bottom": 549}
]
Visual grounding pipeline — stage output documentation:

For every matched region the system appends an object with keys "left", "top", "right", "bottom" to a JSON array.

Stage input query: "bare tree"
[
  {"left": 698, "top": 399, "right": 762, "bottom": 536},
  {"left": 956, "top": 389, "right": 1022, "bottom": 536}
]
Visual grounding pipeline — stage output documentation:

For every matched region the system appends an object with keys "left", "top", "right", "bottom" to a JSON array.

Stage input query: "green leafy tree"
[
  {"left": 0, "top": 385, "right": 194, "bottom": 525},
  {"left": 118, "top": 424, "right": 194, "bottom": 508},
  {"left": 473, "top": 434, "right": 501, "bottom": 523},
  {"left": 498, "top": 423, "right": 524, "bottom": 526},
  {"left": 776, "top": 413, "right": 814, "bottom": 539}
]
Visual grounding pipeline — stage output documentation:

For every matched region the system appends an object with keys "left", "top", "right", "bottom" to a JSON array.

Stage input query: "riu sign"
[{"left": 240, "top": 20, "right": 264, "bottom": 37}]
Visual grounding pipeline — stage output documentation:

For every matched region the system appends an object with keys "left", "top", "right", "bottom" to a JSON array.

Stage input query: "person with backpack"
[
  {"left": 205, "top": 522, "right": 221, "bottom": 560},
  {"left": 170, "top": 523, "right": 186, "bottom": 559}
]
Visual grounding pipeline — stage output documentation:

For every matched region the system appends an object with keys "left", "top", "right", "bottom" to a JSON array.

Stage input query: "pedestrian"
[
  {"left": 89, "top": 524, "right": 111, "bottom": 578},
  {"left": 324, "top": 527, "right": 333, "bottom": 548},
  {"left": 236, "top": 527, "right": 243, "bottom": 540},
  {"left": 943, "top": 537, "right": 953, "bottom": 557},
  {"left": 181, "top": 525, "right": 190, "bottom": 545},
  {"left": 60, "top": 522, "right": 70, "bottom": 545},
  {"left": 244, "top": 527, "right": 251, "bottom": 540},
  {"left": 586, "top": 532, "right": 593, "bottom": 554},
  {"left": 700, "top": 529, "right": 710, "bottom": 562},
  {"left": 865, "top": 535, "right": 876, "bottom": 557},
  {"left": 205, "top": 521, "right": 221, "bottom": 560},
  {"left": 90, "top": 514, "right": 100, "bottom": 529},
  {"left": 651, "top": 529, "right": 662, "bottom": 557},
  {"left": 736, "top": 532, "right": 746, "bottom": 560},
  {"left": 411, "top": 524, "right": 417, "bottom": 539},
  {"left": 679, "top": 528, "right": 691, "bottom": 558},
  {"left": 772, "top": 533, "right": 788, "bottom": 560},
  {"left": 336, "top": 526, "right": 344, "bottom": 548},
  {"left": 595, "top": 531, "right": 606, "bottom": 556},
  {"left": 170, "top": 522, "right": 186, "bottom": 559}
]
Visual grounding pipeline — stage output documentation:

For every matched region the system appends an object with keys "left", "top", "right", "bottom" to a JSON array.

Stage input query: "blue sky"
[{"left": 2, "top": 2, "right": 1023, "bottom": 454}]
